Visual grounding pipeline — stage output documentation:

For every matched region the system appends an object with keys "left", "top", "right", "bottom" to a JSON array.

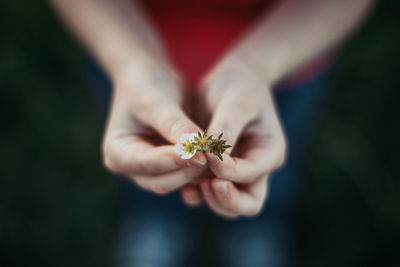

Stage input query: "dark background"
[{"left": 1, "top": 1, "right": 399, "bottom": 267}]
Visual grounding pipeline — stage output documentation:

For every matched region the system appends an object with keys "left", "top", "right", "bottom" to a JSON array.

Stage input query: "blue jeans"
[{"left": 83, "top": 57, "right": 335, "bottom": 267}]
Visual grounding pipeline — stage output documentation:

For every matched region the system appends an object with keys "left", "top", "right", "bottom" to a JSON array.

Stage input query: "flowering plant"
[{"left": 174, "top": 132, "right": 231, "bottom": 160}]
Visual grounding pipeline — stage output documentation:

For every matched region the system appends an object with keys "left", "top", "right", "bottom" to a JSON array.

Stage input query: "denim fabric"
[
  {"left": 82, "top": 57, "right": 335, "bottom": 267},
  {"left": 215, "top": 69, "right": 334, "bottom": 267}
]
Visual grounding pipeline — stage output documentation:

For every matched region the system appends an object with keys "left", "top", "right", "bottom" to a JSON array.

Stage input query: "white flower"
[{"left": 174, "top": 132, "right": 198, "bottom": 159}]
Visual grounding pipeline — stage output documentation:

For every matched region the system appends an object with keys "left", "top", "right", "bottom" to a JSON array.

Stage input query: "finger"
[
  {"left": 103, "top": 135, "right": 207, "bottom": 175},
  {"left": 139, "top": 104, "right": 204, "bottom": 145},
  {"left": 137, "top": 104, "right": 208, "bottom": 166},
  {"left": 132, "top": 164, "right": 207, "bottom": 195},
  {"left": 181, "top": 185, "right": 203, "bottom": 207},
  {"left": 200, "top": 178, "right": 238, "bottom": 219},
  {"left": 206, "top": 115, "right": 286, "bottom": 183},
  {"left": 212, "top": 176, "right": 268, "bottom": 217},
  {"left": 207, "top": 96, "right": 260, "bottom": 149}
]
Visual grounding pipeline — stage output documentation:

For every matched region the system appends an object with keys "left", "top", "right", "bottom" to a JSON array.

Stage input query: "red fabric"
[{"left": 141, "top": 0, "right": 334, "bottom": 89}]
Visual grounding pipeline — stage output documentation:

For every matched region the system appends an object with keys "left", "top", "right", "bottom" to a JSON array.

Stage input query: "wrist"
[
  {"left": 204, "top": 55, "right": 273, "bottom": 90},
  {"left": 112, "top": 60, "right": 184, "bottom": 93}
]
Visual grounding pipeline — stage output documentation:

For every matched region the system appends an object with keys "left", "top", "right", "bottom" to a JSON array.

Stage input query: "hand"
[
  {"left": 102, "top": 63, "right": 207, "bottom": 195},
  {"left": 181, "top": 59, "right": 287, "bottom": 218}
]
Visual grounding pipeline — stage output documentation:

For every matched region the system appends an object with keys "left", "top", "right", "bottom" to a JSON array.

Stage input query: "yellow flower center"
[
  {"left": 197, "top": 138, "right": 208, "bottom": 148},
  {"left": 182, "top": 140, "right": 195, "bottom": 154}
]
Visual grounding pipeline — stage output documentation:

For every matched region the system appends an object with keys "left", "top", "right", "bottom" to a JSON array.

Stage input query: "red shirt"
[{"left": 141, "top": 0, "right": 335, "bottom": 89}]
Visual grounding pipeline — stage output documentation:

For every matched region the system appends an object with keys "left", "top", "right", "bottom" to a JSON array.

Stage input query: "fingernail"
[
  {"left": 185, "top": 194, "right": 197, "bottom": 201},
  {"left": 191, "top": 158, "right": 207, "bottom": 167},
  {"left": 215, "top": 181, "right": 228, "bottom": 196}
]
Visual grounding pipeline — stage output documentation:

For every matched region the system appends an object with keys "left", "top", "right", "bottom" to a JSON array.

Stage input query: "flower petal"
[
  {"left": 181, "top": 151, "right": 196, "bottom": 159},
  {"left": 179, "top": 134, "right": 192, "bottom": 143},
  {"left": 179, "top": 132, "right": 198, "bottom": 143},
  {"left": 188, "top": 132, "right": 198, "bottom": 140},
  {"left": 174, "top": 144, "right": 184, "bottom": 155}
]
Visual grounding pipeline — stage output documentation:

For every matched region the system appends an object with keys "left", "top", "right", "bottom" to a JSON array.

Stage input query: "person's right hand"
[
  {"left": 102, "top": 63, "right": 207, "bottom": 195},
  {"left": 181, "top": 59, "right": 287, "bottom": 218}
]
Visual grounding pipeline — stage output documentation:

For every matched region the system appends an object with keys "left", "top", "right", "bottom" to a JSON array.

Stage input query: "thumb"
[
  {"left": 204, "top": 97, "right": 260, "bottom": 180},
  {"left": 206, "top": 97, "right": 259, "bottom": 154},
  {"left": 139, "top": 104, "right": 207, "bottom": 164},
  {"left": 151, "top": 106, "right": 201, "bottom": 143}
]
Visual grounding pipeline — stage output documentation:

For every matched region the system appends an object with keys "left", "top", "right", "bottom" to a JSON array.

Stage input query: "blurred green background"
[{"left": 0, "top": 1, "right": 399, "bottom": 267}]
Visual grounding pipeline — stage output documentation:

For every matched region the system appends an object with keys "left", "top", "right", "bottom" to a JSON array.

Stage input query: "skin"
[
  {"left": 49, "top": 0, "right": 209, "bottom": 196},
  {"left": 181, "top": 61, "right": 286, "bottom": 218},
  {"left": 49, "top": 0, "right": 375, "bottom": 219},
  {"left": 103, "top": 64, "right": 209, "bottom": 195},
  {"left": 181, "top": 0, "right": 376, "bottom": 219}
]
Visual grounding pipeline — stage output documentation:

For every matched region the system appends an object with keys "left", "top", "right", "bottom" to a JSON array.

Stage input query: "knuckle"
[
  {"left": 227, "top": 199, "right": 239, "bottom": 212},
  {"left": 131, "top": 177, "right": 151, "bottom": 192},
  {"left": 245, "top": 203, "right": 263, "bottom": 217},
  {"left": 276, "top": 152, "right": 286, "bottom": 170},
  {"left": 275, "top": 138, "right": 288, "bottom": 169},
  {"left": 150, "top": 183, "right": 171, "bottom": 196},
  {"left": 101, "top": 144, "right": 121, "bottom": 174},
  {"left": 134, "top": 95, "right": 157, "bottom": 113},
  {"left": 245, "top": 207, "right": 261, "bottom": 217},
  {"left": 103, "top": 156, "right": 118, "bottom": 174}
]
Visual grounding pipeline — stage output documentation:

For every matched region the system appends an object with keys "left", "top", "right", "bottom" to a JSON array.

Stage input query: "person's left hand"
[{"left": 181, "top": 59, "right": 287, "bottom": 219}]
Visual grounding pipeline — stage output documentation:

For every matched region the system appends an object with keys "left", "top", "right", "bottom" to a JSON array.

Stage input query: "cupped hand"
[
  {"left": 102, "top": 64, "right": 207, "bottom": 195},
  {"left": 181, "top": 59, "right": 287, "bottom": 218}
]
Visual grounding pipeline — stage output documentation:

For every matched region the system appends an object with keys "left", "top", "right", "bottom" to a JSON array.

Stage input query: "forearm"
[
  {"left": 49, "top": 0, "right": 168, "bottom": 81},
  {"left": 222, "top": 0, "right": 376, "bottom": 85}
]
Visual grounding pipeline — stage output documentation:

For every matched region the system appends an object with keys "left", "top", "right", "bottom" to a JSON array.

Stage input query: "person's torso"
[{"left": 140, "top": 0, "right": 336, "bottom": 88}]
